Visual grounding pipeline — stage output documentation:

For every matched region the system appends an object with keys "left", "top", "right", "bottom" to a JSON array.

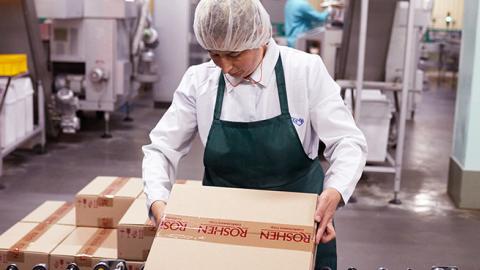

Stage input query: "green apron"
[{"left": 203, "top": 55, "right": 337, "bottom": 270}]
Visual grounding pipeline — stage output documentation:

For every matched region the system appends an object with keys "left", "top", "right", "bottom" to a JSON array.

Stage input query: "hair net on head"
[{"left": 193, "top": 0, "right": 272, "bottom": 52}]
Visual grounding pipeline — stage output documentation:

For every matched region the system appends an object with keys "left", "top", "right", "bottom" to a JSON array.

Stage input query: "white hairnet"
[{"left": 193, "top": 0, "right": 272, "bottom": 52}]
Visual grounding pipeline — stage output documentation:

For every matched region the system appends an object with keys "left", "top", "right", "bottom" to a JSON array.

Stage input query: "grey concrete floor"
[{"left": 0, "top": 79, "right": 479, "bottom": 270}]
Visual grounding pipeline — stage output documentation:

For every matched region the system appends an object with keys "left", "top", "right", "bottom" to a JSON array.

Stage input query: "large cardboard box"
[
  {"left": 145, "top": 185, "right": 318, "bottom": 270},
  {"left": 76, "top": 176, "right": 143, "bottom": 228},
  {"left": 118, "top": 198, "right": 156, "bottom": 261},
  {"left": 21, "top": 201, "right": 75, "bottom": 226},
  {"left": 0, "top": 222, "right": 75, "bottom": 270},
  {"left": 50, "top": 227, "right": 117, "bottom": 270}
]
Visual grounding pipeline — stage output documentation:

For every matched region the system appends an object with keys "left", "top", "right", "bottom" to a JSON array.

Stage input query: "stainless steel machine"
[{"left": 34, "top": 0, "right": 159, "bottom": 137}]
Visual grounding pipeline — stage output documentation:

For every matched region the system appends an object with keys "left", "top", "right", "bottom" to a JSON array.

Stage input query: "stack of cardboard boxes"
[
  {"left": 0, "top": 176, "right": 155, "bottom": 270},
  {"left": 1, "top": 178, "right": 319, "bottom": 270}
]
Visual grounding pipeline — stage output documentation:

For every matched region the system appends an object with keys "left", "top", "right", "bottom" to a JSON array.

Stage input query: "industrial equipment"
[
  {"left": 385, "top": 0, "right": 432, "bottom": 119},
  {"left": 31, "top": 264, "right": 48, "bottom": 270},
  {"left": 296, "top": 26, "right": 343, "bottom": 76},
  {"left": 65, "top": 263, "right": 80, "bottom": 270},
  {"left": 34, "top": 0, "right": 159, "bottom": 137},
  {"left": 153, "top": 0, "right": 208, "bottom": 106},
  {"left": 92, "top": 260, "right": 127, "bottom": 270}
]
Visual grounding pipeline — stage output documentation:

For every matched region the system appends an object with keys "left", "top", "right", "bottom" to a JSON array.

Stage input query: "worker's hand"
[
  {"left": 151, "top": 200, "right": 167, "bottom": 227},
  {"left": 314, "top": 188, "right": 341, "bottom": 244}
]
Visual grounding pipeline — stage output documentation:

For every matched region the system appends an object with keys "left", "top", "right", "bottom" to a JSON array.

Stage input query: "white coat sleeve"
[
  {"left": 142, "top": 67, "right": 198, "bottom": 214},
  {"left": 308, "top": 56, "right": 368, "bottom": 204}
]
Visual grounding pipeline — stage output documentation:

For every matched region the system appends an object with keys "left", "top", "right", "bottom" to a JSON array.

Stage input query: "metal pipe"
[
  {"left": 392, "top": 0, "right": 416, "bottom": 202},
  {"left": 386, "top": 153, "right": 396, "bottom": 167},
  {"left": 363, "top": 166, "right": 396, "bottom": 174},
  {"left": 353, "top": 0, "right": 369, "bottom": 119},
  {"left": 38, "top": 80, "right": 46, "bottom": 148}
]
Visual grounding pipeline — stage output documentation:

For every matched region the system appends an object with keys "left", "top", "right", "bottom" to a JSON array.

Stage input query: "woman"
[{"left": 142, "top": 0, "right": 367, "bottom": 269}]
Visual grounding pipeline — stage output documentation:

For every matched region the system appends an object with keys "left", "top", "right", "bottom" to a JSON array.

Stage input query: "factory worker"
[
  {"left": 142, "top": 0, "right": 367, "bottom": 269},
  {"left": 285, "top": 0, "right": 330, "bottom": 48}
]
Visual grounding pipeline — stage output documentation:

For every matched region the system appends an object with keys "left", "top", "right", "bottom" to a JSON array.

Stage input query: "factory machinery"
[
  {"left": 3, "top": 261, "right": 459, "bottom": 270},
  {"left": 34, "top": 0, "right": 159, "bottom": 137}
]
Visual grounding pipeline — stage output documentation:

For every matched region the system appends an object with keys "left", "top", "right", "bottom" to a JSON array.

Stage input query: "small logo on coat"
[{"left": 292, "top": 117, "right": 305, "bottom": 126}]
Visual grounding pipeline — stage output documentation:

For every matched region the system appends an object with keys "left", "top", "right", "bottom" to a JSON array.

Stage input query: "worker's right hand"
[{"left": 151, "top": 200, "right": 167, "bottom": 226}]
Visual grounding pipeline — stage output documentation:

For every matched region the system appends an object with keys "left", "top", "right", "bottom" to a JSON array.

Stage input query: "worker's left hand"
[{"left": 314, "top": 188, "right": 342, "bottom": 244}]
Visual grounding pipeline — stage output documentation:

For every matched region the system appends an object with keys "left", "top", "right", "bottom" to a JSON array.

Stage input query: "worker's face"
[{"left": 209, "top": 47, "right": 265, "bottom": 78}]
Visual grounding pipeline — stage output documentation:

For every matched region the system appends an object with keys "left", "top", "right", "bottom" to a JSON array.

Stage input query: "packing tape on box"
[
  {"left": 97, "top": 217, "right": 114, "bottom": 228},
  {"left": 97, "top": 177, "right": 131, "bottom": 207},
  {"left": 7, "top": 223, "right": 50, "bottom": 262},
  {"left": 7, "top": 202, "right": 75, "bottom": 262},
  {"left": 44, "top": 202, "right": 74, "bottom": 224},
  {"left": 157, "top": 214, "right": 315, "bottom": 252},
  {"left": 75, "top": 228, "right": 113, "bottom": 267},
  {"left": 118, "top": 224, "right": 157, "bottom": 240}
]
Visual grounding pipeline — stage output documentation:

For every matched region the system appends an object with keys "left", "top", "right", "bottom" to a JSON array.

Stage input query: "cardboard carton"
[
  {"left": 49, "top": 227, "right": 117, "bottom": 270},
  {"left": 76, "top": 176, "right": 143, "bottom": 228},
  {"left": 21, "top": 201, "right": 75, "bottom": 226},
  {"left": 145, "top": 184, "right": 318, "bottom": 270},
  {"left": 118, "top": 198, "right": 156, "bottom": 261},
  {"left": 0, "top": 222, "right": 75, "bottom": 270}
]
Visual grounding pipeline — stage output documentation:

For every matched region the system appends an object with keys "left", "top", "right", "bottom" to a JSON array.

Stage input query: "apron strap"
[
  {"left": 213, "top": 54, "right": 289, "bottom": 121},
  {"left": 214, "top": 73, "right": 226, "bottom": 121},
  {"left": 274, "top": 55, "right": 290, "bottom": 116}
]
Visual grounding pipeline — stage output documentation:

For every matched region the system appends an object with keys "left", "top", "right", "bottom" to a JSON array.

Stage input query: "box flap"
[
  {"left": 146, "top": 185, "right": 318, "bottom": 270},
  {"left": 21, "top": 201, "right": 75, "bottom": 225},
  {"left": 118, "top": 198, "right": 151, "bottom": 226},
  {"left": 77, "top": 176, "right": 142, "bottom": 198},
  {"left": 166, "top": 185, "right": 317, "bottom": 226},
  {"left": 0, "top": 222, "right": 38, "bottom": 250},
  {"left": 50, "top": 227, "right": 117, "bottom": 259},
  {"left": 0, "top": 222, "right": 75, "bottom": 254},
  {"left": 26, "top": 224, "right": 75, "bottom": 253}
]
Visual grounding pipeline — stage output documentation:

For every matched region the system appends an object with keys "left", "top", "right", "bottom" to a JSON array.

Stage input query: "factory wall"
[{"left": 449, "top": 0, "right": 480, "bottom": 209}]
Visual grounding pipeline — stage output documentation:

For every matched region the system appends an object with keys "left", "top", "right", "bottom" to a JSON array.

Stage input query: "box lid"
[
  {"left": 147, "top": 185, "right": 318, "bottom": 270},
  {"left": 0, "top": 222, "right": 75, "bottom": 254},
  {"left": 50, "top": 227, "right": 117, "bottom": 259},
  {"left": 165, "top": 185, "right": 317, "bottom": 226},
  {"left": 77, "top": 176, "right": 143, "bottom": 198},
  {"left": 118, "top": 198, "right": 151, "bottom": 226},
  {"left": 21, "top": 201, "right": 75, "bottom": 225}
]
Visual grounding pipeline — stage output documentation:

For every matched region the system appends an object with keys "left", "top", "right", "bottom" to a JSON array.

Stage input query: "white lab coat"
[{"left": 142, "top": 39, "right": 367, "bottom": 211}]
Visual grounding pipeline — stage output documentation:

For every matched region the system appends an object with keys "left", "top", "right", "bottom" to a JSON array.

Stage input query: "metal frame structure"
[
  {"left": 0, "top": 0, "right": 50, "bottom": 179},
  {"left": 337, "top": 0, "right": 417, "bottom": 204},
  {"left": 0, "top": 75, "right": 46, "bottom": 178}
]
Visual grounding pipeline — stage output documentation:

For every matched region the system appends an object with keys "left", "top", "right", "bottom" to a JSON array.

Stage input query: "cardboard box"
[
  {"left": 118, "top": 198, "right": 156, "bottom": 261},
  {"left": 50, "top": 227, "right": 117, "bottom": 270},
  {"left": 21, "top": 201, "right": 75, "bottom": 226},
  {"left": 145, "top": 185, "right": 318, "bottom": 270},
  {"left": 0, "top": 222, "right": 75, "bottom": 270},
  {"left": 76, "top": 176, "right": 143, "bottom": 228}
]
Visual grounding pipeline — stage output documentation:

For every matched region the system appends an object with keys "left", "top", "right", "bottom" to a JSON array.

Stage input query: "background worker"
[{"left": 285, "top": 0, "right": 331, "bottom": 47}]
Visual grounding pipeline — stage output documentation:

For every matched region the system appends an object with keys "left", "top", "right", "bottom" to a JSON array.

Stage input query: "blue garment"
[{"left": 285, "top": 0, "right": 329, "bottom": 47}]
